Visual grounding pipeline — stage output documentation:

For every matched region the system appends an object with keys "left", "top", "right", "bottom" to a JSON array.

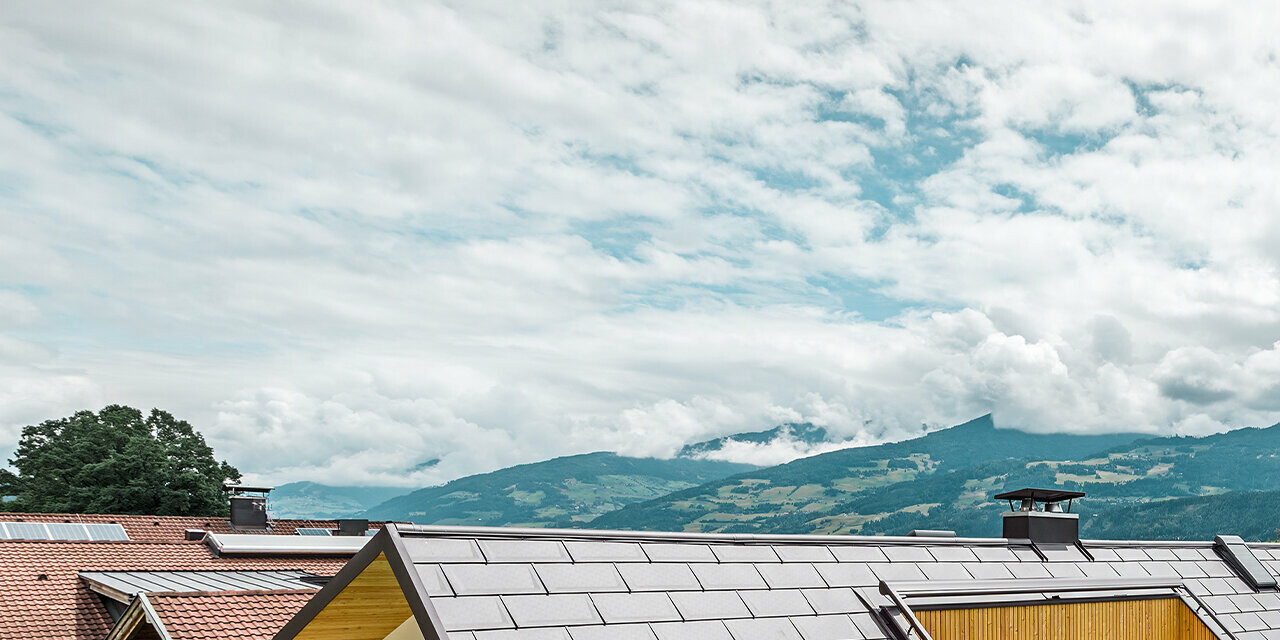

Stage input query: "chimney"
[
  {"left": 335, "top": 519, "right": 369, "bottom": 536},
  {"left": 224, "top": 482, "right": 274, "bottom": 529},
  {"left": 994, "top": 488, "right": 1085, "bottom": 544}
]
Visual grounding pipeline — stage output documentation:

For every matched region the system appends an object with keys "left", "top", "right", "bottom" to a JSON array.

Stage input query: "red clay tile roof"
[
  {"left": 0, "top": 512, "right": 391, "bottom": 542},
  {"left": 143, "top": 590, "right": 317, "bottom": 640},
  {"left": 0, "top": 540, "right": 348, "bottom": 640}
]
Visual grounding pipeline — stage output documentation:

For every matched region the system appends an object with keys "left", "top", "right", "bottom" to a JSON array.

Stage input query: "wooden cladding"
[
  {"left": 293, "top": 553, "right": 417, "bottom": 640},
  {"left": 917, "top": 597, "right": 1218, "bottom": 640}
]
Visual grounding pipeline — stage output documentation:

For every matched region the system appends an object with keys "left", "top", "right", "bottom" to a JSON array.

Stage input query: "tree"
[{"left": 0, "top": 405, "right": 240, "bottom": 516}]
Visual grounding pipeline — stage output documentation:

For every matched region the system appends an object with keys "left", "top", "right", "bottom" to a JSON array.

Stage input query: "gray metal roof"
[
  {"left": 276, "top": 524, "right": 1280, "bottom": 640},
  {"left": 82, "top": 570, "right": 319, "bottom": 602}
]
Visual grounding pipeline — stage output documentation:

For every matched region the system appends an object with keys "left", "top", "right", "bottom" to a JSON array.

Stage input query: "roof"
[
  {"left": 276, "top": 524, "right": 1280, "bottom": 640},
  {"left": 0, "top": 512, "right": 390, "bottom": 543},
  {"left": 111, "top": 590, "right": 317, "bottom": 640},
  {"left": 0, "top": 539, "right": 349, "bottom": 639}
]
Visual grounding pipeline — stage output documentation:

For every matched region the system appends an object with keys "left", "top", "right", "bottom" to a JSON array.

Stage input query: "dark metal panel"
[
  {"left": 881, "top": 547, "right": 932, "bottom": 563},
  {"left": 432, "top": 596, "right": 516, "bottom": 631},
  {"left": 710, "top": 545, "right": 781, "bottom": 563},
  {"left": 471, "top": 628, "right": 570, "bottom": 640},
  {"left": 917, "top": 563, "right": 972, "bottom": 582},
  {"left": 789, "top": 614, "right": 862, "bottom": 640},
  {"left": 723, "top": 617, "right": 803, "bottom": 640},
  {"left": 813, "top": 563, "right": 877, "bottom": 588},
  {"left": 772, "top": 546, "right": 836, "bottom": 563},
  {"left": 479, "top": 540, "right": 571, "bottom": 563},
  {"left": 443, "top": 564, "right": 546, "bottom": 596},
  {"left": 828, "top": 546, "right": 888, "bottom": 563},
  {"left": 402, "top": 537, "right": 486, "bottom": 563},
  {"left": 500, "top": 594, "right": 603, "bottom": 627},
  {"left": 869, "top": 563, "right": 926, "bottom": 582},
  {"left": 534, "top": 563, "right": 628, "bottom": 594},
  {"left": 961, "top": 562, "right": 1013, "bottom": 580},
  {"left": 738, "top": 589, "right": 815, "bottom": 618},
  {"left": 650, "top": 620, "right": 733, "bottom": 640},
  {"left": 926, "top": 546, "right": 978, "bottom": 563},
  {"left": 799, "top": 588, "right": 865, "bottom": 615},
  {"left": 756, "top": 563, "right": 827, "bottom": 589},
  {"left": 564, "top": 541, "right": 647, "bottom": 563},
  {"left": 691, "top": 563, "right": 768, "bottom": 591},
  {"left": 969, "top": 546, "right": 1019, "bottom": 563},
  {"left": 589, "top": 592, "right": 681, "bottom": 624},
  {"left": 617, "top": 563, "right": 701, "bottom": 592},
  {"left": 1044, "top": 563, "right": 1086, "bottom": 579},
  {"left": 416, "top": 564, "right": 454, "bottom": 596},
  {"left": 642, "top": 543, "right": 717, "bottom": 563},
  {"left": 668, "top": 591, "right": 751, "bottom": 621},
  {"left": 566, "top": 623, "right": 658, "bottom": 640}
]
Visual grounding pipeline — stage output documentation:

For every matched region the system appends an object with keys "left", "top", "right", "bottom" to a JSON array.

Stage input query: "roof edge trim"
[
  {"left": 384, "top": 523, "right": 449, "bottom": 640},
  {"left": 137, "top": 594, "right": 175, "bottom": 640},
  {"left": 395, "top": 524, "right": 1017, "bottom": 547}
]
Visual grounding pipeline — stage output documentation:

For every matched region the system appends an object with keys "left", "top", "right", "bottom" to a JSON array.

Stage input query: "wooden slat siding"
[
  {"left": 916, "top": 597, "right": 1219, "bottom": 640},
  {"left": 293, "top": 553, "right": 416, "bottom": 640}
]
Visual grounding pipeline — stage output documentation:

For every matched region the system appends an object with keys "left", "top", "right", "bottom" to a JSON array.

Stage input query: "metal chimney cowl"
[{"left": 994, "top": 487, "right": 1085, "bottom": 544}]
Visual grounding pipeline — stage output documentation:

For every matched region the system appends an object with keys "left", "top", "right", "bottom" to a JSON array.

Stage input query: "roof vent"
[
  {"left": 994, "top": 488, "right": 1085, "bottom": 544},
  {"left": 183, "top": 529, "right": 205, "bottom": 541},
  {"left": 1214, "top": 535, "right": 1277, "bottom": 590}
]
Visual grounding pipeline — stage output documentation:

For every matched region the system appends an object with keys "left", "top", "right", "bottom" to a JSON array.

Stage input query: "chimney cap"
[
  {"left": 223, "top": 482, "right": 274, "bottom": 494},
  {"left": 993, "top": 488, "right": 1085, "bottom": 502}
]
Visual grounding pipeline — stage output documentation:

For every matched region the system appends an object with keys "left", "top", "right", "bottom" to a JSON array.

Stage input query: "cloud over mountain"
[{"left": 2, "top": 1, "right": 1279, "bottom": 486}]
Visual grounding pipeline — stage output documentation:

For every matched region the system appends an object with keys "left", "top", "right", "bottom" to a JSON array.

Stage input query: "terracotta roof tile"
[
  {"left": 144, "top": 590, "right": 318, "bottom": 640},
  {"left": 0, "top": 540, "right": 347, "bottom": 639}
]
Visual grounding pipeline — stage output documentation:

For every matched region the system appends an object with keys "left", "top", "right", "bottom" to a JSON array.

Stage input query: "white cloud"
[{"left": 1, "top": 1, "right": 1279, "bottom": 485}]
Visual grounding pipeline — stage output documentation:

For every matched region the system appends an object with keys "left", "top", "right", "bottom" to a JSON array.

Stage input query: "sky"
[{"left": 2, "top": 1, "right": 1280, "bottom": 487}]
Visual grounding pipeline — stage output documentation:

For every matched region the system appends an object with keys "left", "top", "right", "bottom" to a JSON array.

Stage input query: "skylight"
[{"left": 205, "top": 532, "right": 371, "bottom": 555}]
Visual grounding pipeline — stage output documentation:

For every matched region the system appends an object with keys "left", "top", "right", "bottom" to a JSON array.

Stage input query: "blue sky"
[{"left": 2, "top": 2, "right": 1280, "bottom": 486}]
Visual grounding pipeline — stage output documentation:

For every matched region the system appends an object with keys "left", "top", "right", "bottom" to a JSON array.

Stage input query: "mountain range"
[{"left": 267, "top": 414, "right": 1280, "bottom": 541}]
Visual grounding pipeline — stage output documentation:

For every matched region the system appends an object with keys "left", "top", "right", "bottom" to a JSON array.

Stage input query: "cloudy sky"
[{"left": 3, "top": 1, "right": 1280, "bottom": 487}]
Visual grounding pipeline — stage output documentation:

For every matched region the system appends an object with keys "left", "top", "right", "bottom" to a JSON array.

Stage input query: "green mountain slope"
[
  {"left": 269, "top": 482, "right": 411, "bottom": 519},
  {"left": 1082, "top": 490, "right": 1280, "bottom": 541},
  {"left": 589, "top": 415, "right": 1146, "bottom": 533},
  {"left": 719, "top": 420, "right": 1280, "bottom": 539},
  {"left": 361, "top": 452, "right": 755, "bottom": 527}
]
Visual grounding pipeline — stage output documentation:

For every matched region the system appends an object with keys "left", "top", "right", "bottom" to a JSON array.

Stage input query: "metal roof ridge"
[
  {"left": 393, "top": 523, "right": 1018, "bottom": 546},
  {"left": 1080, "top": 538, "right": 1218, "bottom": 548}
]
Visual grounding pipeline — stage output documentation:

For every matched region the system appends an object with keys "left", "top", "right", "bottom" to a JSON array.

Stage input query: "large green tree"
[{"left": 0, "top": 405, "right": 240, "bottom": 516}]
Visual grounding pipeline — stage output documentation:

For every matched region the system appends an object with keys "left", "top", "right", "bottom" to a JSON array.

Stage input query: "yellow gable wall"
[
  {"left": 383, "top": 617, "right": 426, "bottom": 640},
  {"left": 294, "top": 553, "right": 417, "bottom": 640},
  {"left": 917, "top": 597, "right": 1218, "bottom": 640}
]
